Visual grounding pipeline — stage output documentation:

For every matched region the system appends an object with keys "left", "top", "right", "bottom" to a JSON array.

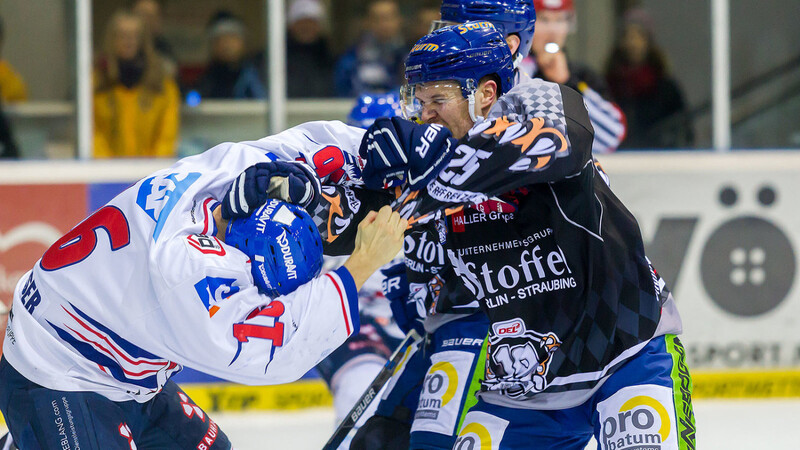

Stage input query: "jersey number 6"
[{"left": 40, "top": 206, "right": 131, "bottom": 271}]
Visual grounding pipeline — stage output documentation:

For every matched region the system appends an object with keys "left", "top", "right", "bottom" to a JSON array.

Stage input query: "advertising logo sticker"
[
  {"left": 597, "top": 384, "right": 678, "bottom": 450},
  {"left": 412, "top": 350, "right": 475, "bottom": 435},
  {"left": 454, "top": 411, "right": 508, "bottom": 450},
  {"left": 185, "top": 234, "right": 226, "bottom": 256},
  {"left": 194, "top": 277, "right": 240, "bottom": 317},
  {"left": 136, "top": 172, "right": 201, "bottom": 241}
]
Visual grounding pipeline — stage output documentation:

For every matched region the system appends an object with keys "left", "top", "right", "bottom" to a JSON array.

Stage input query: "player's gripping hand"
[
  {"left": 359, "top": 117, "right": 456, "bottom": 191},
  {"left": 381, "top": 262, "right": 425, "bottom": 335},
  {"left": 344, "top": 206, "right": 408, "bottom": 290},
  {"left": 221, "top": 161, "right": 321, "bottom": 220}
]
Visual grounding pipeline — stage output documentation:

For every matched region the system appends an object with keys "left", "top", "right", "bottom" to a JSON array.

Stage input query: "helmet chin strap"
[
  {"left": 467, "top": 91, "right": 483, "bottom": 123},
  {"left": 512, "top": 52, "right": 524, "bottom": 70}
]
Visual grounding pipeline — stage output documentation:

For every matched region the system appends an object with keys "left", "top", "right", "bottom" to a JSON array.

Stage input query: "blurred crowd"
[{"left": 0, "top": 0, "right": 694, "bottom": 159}]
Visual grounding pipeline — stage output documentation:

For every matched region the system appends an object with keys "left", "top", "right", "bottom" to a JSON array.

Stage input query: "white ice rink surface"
[
  {"left": 211, "top": 399, "right": 799, "bottom": 449},
  {"left": 0, "top": 399, "right": 795, "bottom": 448}
]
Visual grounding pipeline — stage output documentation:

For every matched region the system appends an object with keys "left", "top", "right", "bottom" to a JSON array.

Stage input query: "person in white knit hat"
[{"left": 285, "top": 0, "right": 335, "bottom": 97}]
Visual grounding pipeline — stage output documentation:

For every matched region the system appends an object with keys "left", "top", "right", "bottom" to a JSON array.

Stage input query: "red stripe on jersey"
[
  {"left": 202, "top": 198, "right": 215, "bottom": 235},
  {"left": 65, "top": 325, "right": 162, "bottom": 377},
  {"left": 326, "top": 273, "right": 351, "bottom": 335},
  {"left": 62, "top": 306, "right": 164, "bottom": 369}
]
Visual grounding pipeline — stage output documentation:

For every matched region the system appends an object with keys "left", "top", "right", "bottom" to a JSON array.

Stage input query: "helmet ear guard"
[{"left": 225, "top": 199, "right": 323, "bottom": 297}]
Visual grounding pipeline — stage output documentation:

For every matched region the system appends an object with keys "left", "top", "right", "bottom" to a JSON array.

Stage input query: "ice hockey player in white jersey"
[{"left": 0, "top": 121, "right": 407, "bottom": 450}]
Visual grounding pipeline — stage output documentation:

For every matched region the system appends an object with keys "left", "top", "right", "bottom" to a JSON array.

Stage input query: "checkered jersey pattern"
[
  {"left": 542, "top": 174, "right": 664, "bottom": 387},
  {"left": 544, "top": 233, "right": 663, "bottom": 386},
  {"left": 488, "top": 77, "right": 570, "bottom": 141}
]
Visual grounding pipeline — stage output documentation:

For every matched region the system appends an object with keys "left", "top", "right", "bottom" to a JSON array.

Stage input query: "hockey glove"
[
  {"left": 221, "top": 161, "right": 321, "bottom": 220},
  {"left": 359, "top": 117, "right": 456, "bottom": 191},
  {"left": 381, "top": 262, "right": 425, "bottom": 335}
]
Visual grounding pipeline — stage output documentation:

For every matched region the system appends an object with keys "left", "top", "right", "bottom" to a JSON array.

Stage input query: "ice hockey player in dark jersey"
[{"left": 358, "top": 20, "right": 696, "bottom": 450}]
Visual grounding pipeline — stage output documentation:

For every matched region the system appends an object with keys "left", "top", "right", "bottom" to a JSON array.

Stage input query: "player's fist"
[
  {"left": 221, "top": 161, "right": 321, "bottom": 220},
  {"left": 359, "top": 117, "right": 456, "bottom": 191},
  {"left": 354, "top": 206, "right": 407, "bottom": 265},
  {"left": 344, "top": 206, "right": 408, "bottom": 289}
]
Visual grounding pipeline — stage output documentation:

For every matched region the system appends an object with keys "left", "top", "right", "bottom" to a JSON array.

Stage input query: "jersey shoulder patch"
[
  {"left": 184, "top": 234, "right": 226, "bottom": 256},
  {"left": 136, "top": 172, "right": 202, "bottom": 241}
]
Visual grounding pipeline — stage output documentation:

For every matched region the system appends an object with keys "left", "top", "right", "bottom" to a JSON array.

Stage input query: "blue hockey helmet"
[
  {"left": 347, "top": 92, "right": 403, "bottom": 129},
  {"left": 225, "top": 199, "right": 323, "bottom": 297},
  {"left": 433, "top": 1, "right": 536, "bottom": 59},
  {"left": 402, "top": 22, "right": 514, "bottom": 121}
]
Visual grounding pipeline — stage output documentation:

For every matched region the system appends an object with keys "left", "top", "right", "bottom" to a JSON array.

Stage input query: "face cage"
[{"left": 400, "top": 79, "right": 480, "bottom": 122}]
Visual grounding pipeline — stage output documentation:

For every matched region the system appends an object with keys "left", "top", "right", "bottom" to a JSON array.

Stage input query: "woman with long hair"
[
  {"left": 94, "top": 9, "right": 179, "bottom": 158},
  {"left": 605, "top": 8, "right": 693, "bottom": 150}
]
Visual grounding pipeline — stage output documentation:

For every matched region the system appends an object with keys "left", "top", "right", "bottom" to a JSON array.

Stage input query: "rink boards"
[{"left": 2, "top": 151, "right": 800, "bottom": 414}]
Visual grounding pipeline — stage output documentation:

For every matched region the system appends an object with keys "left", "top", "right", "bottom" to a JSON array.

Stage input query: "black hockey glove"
[
  {"left": 221, "top": 161, "right": 321, "bottom": 220},
  {"left": 359, "top": 117, "right": 456, "bottom": 191}
]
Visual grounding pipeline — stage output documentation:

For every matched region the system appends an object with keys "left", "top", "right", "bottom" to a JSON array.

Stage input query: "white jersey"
[{"left": 4, "top": 121, "right": 368, "bottom": 403}]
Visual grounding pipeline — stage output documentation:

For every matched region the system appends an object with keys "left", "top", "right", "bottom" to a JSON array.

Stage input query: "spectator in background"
[
  {"left": 521, "top": 0, "right": 626, "bottom": 154},
  {"left": 0, "top": 16, "right": 21, "bottom": 158},
  {"left": 132, "top": 0, "right": 178, "bottom": 77},
  {"left": 286, "top": 0, "right": 334, "bottom": 98},
  {"left": 0, "top": 105, "right": 19, "bottom": 158},
  {"left": 0, "top": 17, "right": 26, "bottom": 103},
  {"left": 605, "top": 8, "right": 692, "bottom": 149},
  {"left": 198, "top": 11, "right": 266, "bottom": 99},
  {"left": 407, "top": 3, "right": 440, "bottom": 47},
  {"left": 93, "top": 9, "right": 180, "bottom": 158},
  {"left": 334, "top": 0, "right": 406, "bottom": 97}
]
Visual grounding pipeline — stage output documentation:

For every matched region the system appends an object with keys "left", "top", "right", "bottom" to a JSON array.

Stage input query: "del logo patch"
[{"left": 185, "top": 234, "right": 225, "bottom": 256}]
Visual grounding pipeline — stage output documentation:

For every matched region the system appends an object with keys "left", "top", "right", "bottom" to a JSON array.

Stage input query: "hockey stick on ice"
[{"left": 322, "top": 329, "right": 422, "bottom": 450}]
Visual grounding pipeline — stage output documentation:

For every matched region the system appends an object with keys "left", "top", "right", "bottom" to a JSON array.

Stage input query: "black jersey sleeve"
[
  {"left": 313, "top": 185, "right": 394, "bottom": 256},
  {"left": 393, "top": 83, "right": 594, "bottom": 226}
]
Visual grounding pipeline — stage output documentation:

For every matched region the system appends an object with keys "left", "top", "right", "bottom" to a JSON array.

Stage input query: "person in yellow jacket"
[
  {"left": 0, "top": 59, "right": 26, "bottom": 103},
  {"left": 94, "top": 9, "right": 179, "bottom": 158},
  {"left": 0, "top": 18, "right": 27, "bottom": 103}
]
